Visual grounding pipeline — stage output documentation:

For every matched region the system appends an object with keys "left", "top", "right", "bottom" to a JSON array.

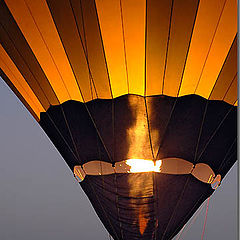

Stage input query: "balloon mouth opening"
[{"left": 73, "top": 158, "right": 221, "bottom": 189}]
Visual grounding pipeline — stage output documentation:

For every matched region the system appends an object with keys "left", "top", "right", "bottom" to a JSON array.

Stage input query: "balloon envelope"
[{"left": 0, "top": 0, "right": 237, "bottom": 239}]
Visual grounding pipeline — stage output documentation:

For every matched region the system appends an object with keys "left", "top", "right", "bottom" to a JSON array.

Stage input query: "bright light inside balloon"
[{"left": 126, "top": 159, "right": 162, "bottom": 173}]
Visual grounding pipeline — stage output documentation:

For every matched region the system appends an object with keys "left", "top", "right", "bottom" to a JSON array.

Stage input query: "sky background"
[{"left": 0, "top": 78, "right": 237, "bottom": 240}]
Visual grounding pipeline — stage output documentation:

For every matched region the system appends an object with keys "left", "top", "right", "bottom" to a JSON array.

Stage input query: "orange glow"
[
  {"left": 126, "top": 159, "right": 162, "bottom": 173},
  {"left": 139, "top": 206, "right": 148, "bottom": 235}
]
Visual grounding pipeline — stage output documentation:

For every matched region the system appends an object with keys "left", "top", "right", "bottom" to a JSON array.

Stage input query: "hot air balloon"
[{"left": 0, "top": 0, "right": 237, "bottom": 239}]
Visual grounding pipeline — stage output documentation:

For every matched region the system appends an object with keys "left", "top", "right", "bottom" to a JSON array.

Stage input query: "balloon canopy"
[{"left": 0, "top": 0, "right": 237, "bottom": 239}]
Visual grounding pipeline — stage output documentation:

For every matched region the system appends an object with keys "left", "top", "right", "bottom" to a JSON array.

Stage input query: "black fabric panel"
[
  {"left": 87, "top": 99, "right": 114, "bottom": 161},
  {"left": 156, "top": 95, "right": 207, "bottom": 162},
  {"left": 156, "top": 175, "right": 213, "bottom": 239},
  {"left": 217, "top": 140, "right": 237, "bottom": 178},
  {"left": 0, "top": 0, "right": 59, "bottom": 109},
  {"left": 80, "top": 173, "right": 213, "bottom": 240},
  {"left": 40, "top": 94, "right": 237, "bottom": 174},
  {"left": 195, "top": 101, "right": 237, "bottom": 173},
  {"left": 63, "top": 101, "right": 111, "bottom": 163},
  {"left": 146, "top": 95, "right": 175, "bottom": 158},
  {"left": 40, "top": 111, "right": 80, "bottom": 170},
  {"left": 197, "top": 107, "right": 237, "bottom": 176}
]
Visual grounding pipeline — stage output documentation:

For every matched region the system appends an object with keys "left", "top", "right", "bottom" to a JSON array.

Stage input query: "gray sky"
[{"left": 0, "top": 78, "right": 237, "bottom": 240}]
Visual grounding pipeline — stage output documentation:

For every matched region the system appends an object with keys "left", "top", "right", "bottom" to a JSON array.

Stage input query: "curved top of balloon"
[{"left": 0, "top": 0, "right": 237, "bottom": 121}]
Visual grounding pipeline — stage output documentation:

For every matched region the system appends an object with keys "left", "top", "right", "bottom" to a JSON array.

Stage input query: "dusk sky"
[{"left": 0, "top": 78, "right": 237, "bottom": 240}]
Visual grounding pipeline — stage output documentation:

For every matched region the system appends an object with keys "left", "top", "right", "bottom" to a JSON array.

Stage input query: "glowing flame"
[{"left": 126, "top": 159, "right": 162, "bottom": 173}]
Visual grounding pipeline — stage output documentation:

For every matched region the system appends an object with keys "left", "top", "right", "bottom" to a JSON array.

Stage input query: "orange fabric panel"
[
  {"left": 162, "top": 0, "right": 199, "bottom": 97},
  {"left": 5, "top": 0, "right": 83, "bottom": 103},
  {"left": 195, "top": 0, "right": 237, "bottom": 98},
  {"left": 71, "top": 0, "right": 112, "bottom": 100},
  {"left": 209, "top": 36, "right": 237, "bottom": 101},
  {"left": 95, "top": 0, "right": 128, "bottom": 98},
  {"left": 46, "top": 0, "right": 93, "bottom": 102},
  {"left": 145, "top": 0, "right": 172, "bottom": 96},
  {"left": 121, "top": 0, "right": 146, "bottom": 96},
  {"left": 0, "top": 3, "right": 58, "bottom": 108},
  {"left": 179, "top": 0, "right": 226, "bottom": 97},
  {"left": 0, "top": 45, "right": 44, "bottom": 118}
]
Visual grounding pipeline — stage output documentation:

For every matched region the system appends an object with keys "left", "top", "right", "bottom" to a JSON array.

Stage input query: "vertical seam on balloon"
[
  {"left": 79, "top": 0, "right": 88, "bottom": 56},
  {"left": 222, "top": 73, "right": 238, "bottom": 102},
  {"left": 23, "top": 0, "right": 72, "bottom": 100},
  {"left": 195, "top": 103, "right": 236, "bottom": 163},
  {"left": 46, "top": 1, "right": 113, "bottom": 162},
  {"left": 0, "top": 22, "right": 57, "bottom": 108},
  {"left": 131, "top": 0, "right": 199, "bottom": 161},
  {"left": 144, "top": 0, "right": 148, "bottom": 97},
  {"left": 0, "top": 0, "right": 59, "bottom": 106},
  {"left": 153, "top": 97, "right": 178, "bottom": 160},
  {"left": 93, "top": 0, "right": 113, "bottom": 99},
  {"left": 84, "top": 105, "right": 114, "bottom": 163},
  {"left": 88, "top": 179, "right": 121, "bottom": 240},
  {"left": 94, "top": 113, "right": 114, "bottom": 239},
  {"left": 144, "top": 0, "right": 154, "bottom": 161},
  {"left": 60, "top": 105, "right": 83, "bottom": 164},
  {"left": 79, "top": 0, "right": 94, "bottom": 101},
  {"left": 153, "top": 172, "right": 158, "bottom": 240},
  {"left": 111, "top": 87, "right": 121, "bottom": 238},
  {"left": 161, "top": 0, "right": 174, "bottom": 95},
  {"left": 0, "top": 54, "right": 42, "bottom": 115},
  {"left": 218, "top": 151, "right": 237, "bottom": 175},
  {"left": 119, "top": 0, "right": 130, "bottom": 94},
  {"left": 217, "top": 137, "right": 237, "bottom": 172},
  {"left": 114, "top": 171, "right": 124, "bottom": 240},
  {"left": 209, "top": 34, "right": 237, "bottom": 100},
  {"left": 69, "top": 0, "right": 99, "bottom": 99},
  {"left": 194, "top": 0, "right": 227, "bottom": 94},
  {"left": 110, "top": 94, "right": 123, "bottom": 238},
  {"left": 78, "top": 0, "right": 94, "bottom": 101},
  {"left": 144, "top": 98, "right": 155, "bottom": 160},
  {"left": 44, "top": 112, "right": 81, "bottom": 165},
  {"left": 94, "top": 103, "right": 111, "bottom": 239},
  {"left": 45, "top": 1, "right": 85, "bottom": 102},
  {"left": 177, "top": 0, "right": 200, "bottom": 97},
  {"left": 45, "top": 115, "right": 119, "bottom": 239},
  {"left": 82, "top": 175, "right": 120, "bottom": 240},
  {"left": 192, "top": 100, "right": 209, "bottom": 163},
  {"left": 144, "top": 97, "right": 157, "bottom": 240},
  {"left": 160, "top": 176, "right": 191, "bottom": 240},
  {"left": 193, "top": 43, "right": 236, "bottom": 164}
]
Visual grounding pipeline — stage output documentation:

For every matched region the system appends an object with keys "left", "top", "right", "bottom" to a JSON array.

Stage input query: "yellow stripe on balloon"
[
  {"left": 5, "top": 0, "right": 83, "bottom": 103},
  {"left": 194, "top": 0, "right": 237, "bottom": 99},
  {"left": 0, "top": 45, "right": 44, "bottom": 118},
  {"left": 95, "top": 0, "right": 128, "bottom": 98}
]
